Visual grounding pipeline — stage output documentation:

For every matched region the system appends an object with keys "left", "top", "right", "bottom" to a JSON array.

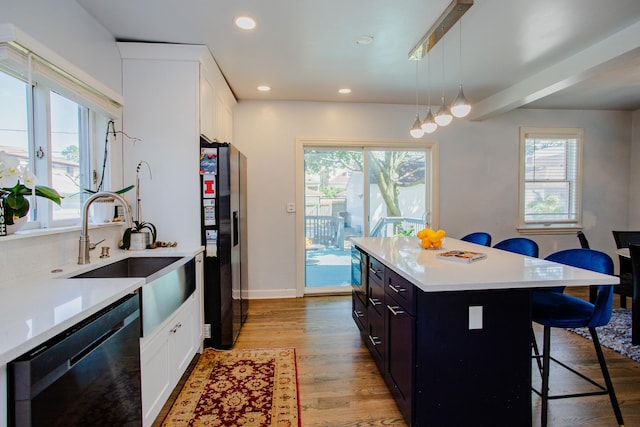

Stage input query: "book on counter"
[{"left": 437, "top": 250, "right": 487, "bottom": 263}]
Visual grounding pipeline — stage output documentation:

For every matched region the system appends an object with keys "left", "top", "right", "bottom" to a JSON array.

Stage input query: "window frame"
[
  {"left": 517, "top": 127, "right": 584, "bottom": 234},
  {"left": 0, "top": 39, "right": 121, "bottom": 231}
]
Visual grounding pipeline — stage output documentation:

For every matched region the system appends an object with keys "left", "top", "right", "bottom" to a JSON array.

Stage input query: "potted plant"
[
  {"left": 0, "top": 151, "right": 62, "bottom": 231},
  {"left": 121, "top": 220, "right": 157, "bottom": 250}
]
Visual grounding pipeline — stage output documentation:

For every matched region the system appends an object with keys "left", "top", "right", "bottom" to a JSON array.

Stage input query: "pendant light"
[
  {"left": 410, "top": 60, "right": 425, "bottom": 138},
  {"left": 434, "top": 26, "right": 453, "bottom": 127},
  {"left": 421, "top": 52, "right": 438, "bottom": 134},
  {"left": 451, "top": 18, "right": 471, "bottom": 118}
]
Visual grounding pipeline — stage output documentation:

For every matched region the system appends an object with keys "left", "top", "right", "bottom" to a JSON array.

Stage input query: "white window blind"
[
  {"left": 0, "top": 42, "right": 122, "bottom": 117},
  {"left": 518, "top": 127, "right": 583, "bottom": 233}
]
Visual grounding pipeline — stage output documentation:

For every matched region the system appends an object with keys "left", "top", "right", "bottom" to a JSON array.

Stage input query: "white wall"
[
  {"left": 2, "top": 0, "right": 122, "bottom": 96},
  {"left": 234, "top": 101, "right": 633, "bottom": 297}
]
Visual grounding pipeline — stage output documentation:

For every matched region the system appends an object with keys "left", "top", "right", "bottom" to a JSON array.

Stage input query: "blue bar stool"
[
  {"left": 493, "top": 237, "right": 539, "bottom": 257},
  {"left": 531, "top": 248, "right": 624, "bottom": 427},
  {"left": 460, "top": 232, "right": 492, "bottom": 246}
]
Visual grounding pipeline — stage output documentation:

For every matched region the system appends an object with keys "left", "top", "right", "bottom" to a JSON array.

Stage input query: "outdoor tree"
[{"left": 305, "top": 150, "right": 426, "bottom": 218}]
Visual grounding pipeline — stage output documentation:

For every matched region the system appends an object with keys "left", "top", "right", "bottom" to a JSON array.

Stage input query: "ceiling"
[{"left": 75, "top": 0, "right": 640, "bottom": 121}]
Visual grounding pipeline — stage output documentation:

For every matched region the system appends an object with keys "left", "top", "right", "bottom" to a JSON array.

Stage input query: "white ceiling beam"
[{"left": 468, "top": 19, "right": 640, "bottom": 121}]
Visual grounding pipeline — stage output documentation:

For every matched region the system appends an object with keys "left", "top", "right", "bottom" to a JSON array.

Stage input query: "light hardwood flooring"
[{"left": 156, "top": 288, "right": 640, "bottom": 427}]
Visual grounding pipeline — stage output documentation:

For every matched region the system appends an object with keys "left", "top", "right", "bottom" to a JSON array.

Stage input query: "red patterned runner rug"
[{"left": 161, "top": 348, "right": 300, "bottom": 427}]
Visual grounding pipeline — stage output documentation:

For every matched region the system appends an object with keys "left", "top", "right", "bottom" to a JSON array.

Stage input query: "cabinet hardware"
[
  {"left": 170, "top": 322, "right": 183, "bottom": 333},
  {"left": 387, "top": 305, "right": 405, "bottom": 316},
  {"left": 369, "top": 297, "right": 381, "bottom": 306},
  {"left": 388, "top": 284, "right": 407, "bottom": 293},
  {"left": 354, "top": 310, "right": 364, "bottom": 318},
  {"left": 369, "top": 335, "right": 382, "bottom": 346}
]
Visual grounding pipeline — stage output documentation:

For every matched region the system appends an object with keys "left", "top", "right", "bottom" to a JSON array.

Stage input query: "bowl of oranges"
[{"left": 417, "top": 228, "right": 446, "bottom": 250}]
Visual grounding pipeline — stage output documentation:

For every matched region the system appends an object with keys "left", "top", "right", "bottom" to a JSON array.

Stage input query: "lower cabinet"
[
  {"left": 140, "top": 293, "right": 199, "bottom": 427},
  {"left": 353, "top": 253, "right": 415, "bottom": 422},
  {"left": 385, "top": 270, "right": 416, "bottom": 422}
]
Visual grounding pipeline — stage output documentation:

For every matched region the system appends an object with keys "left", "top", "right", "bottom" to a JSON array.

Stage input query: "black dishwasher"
[{"left": 8, "top": 292, "right": 142, "bottom": 427}]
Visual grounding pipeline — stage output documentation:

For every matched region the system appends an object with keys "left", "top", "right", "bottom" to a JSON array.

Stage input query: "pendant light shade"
[
  {"left": 434, "top": 97, "right": 453, "bottom": 126},
  {"left": 422, "top": 108, "right": 438, "bottom": 133},
  {"left": 451, "top": 84, "right": 471, "bottom": 118},
  {"left": 410, "top": 114, "right": 425, "bottom": 138}
]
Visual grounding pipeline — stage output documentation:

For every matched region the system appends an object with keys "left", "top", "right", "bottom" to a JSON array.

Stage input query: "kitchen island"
[{"left": 351, "top": 237, "right": 618, "bottom": 426}]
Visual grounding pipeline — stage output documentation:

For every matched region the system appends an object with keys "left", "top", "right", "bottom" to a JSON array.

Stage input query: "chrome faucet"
[{"left": 78, "top": 192, "right": 133, "bottom": 264}]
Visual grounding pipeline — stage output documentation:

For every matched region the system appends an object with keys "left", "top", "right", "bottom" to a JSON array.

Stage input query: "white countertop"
[
  {"left": 353, "top": 237, "right": 619, "bottom": 293},
  {"left": 0, "top": 246, "right": 203, "bottom": 366}
]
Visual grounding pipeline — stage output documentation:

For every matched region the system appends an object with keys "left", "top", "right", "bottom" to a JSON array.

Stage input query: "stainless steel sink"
[
  {"left": 71, "top": 256, "right": 196, "bottom": 336},
  {"left": 71, "top": 256, "right": 182, "bottom": 279}
]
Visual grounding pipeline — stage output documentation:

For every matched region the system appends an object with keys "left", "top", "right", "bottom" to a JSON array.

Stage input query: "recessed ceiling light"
[
  {"left": 355, "top": 35, "right": 374, "bottom": 45},
  {"left": 235, "top": 16, "right": 256, "bottom": 30},
  {"left": 257, "top": 85, "right": 271, "bottom": 92},
  {"left": 338, "top": 88, "right": 352, "bottom": 94}
]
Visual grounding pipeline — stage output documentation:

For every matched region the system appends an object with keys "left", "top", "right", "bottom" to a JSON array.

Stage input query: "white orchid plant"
[{"left": 0, "top": 151, "right": 62, "bottom": 225}]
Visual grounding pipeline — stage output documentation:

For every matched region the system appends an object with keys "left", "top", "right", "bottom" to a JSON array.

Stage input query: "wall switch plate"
[
  {"left": 203, "top": 323, "right": 211, "bottom": 338},
  {"left": 286, "top": 202, "right": 296, "bottom": 213},
  {"left": 469, "top": 306, "right": 483, "bottom": 330}
]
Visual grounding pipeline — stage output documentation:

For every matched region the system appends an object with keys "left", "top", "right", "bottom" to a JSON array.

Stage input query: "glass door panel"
[
  {"left": 304, "top": 148, "right": 363, "bottom": 291},
  {"left": 368, "top": 150, "right": 428, "bottom": 237}
]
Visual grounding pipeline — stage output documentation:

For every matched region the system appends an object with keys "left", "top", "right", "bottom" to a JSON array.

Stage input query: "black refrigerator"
[{"left": 200, "top": 139, "right": 248, "bottom": 349}]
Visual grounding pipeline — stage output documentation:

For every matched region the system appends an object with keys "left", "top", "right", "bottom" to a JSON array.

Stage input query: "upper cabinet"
[
  {"left": 118, "top": 42, "right": 236, "bottom": 143},
  {"left": 200, "top": 55, "right": 235, "bottom": 143}
]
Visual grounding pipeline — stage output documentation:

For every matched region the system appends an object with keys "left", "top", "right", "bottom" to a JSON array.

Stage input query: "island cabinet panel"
[
  {"left": 413, "top": 289, "right": 532, "bottom": 427},
  {"left": 365, "top": 256, "right": 386, "bottom": 373},
  {"left": 384, "top": 270, "right": 415, "bottom": 423}
]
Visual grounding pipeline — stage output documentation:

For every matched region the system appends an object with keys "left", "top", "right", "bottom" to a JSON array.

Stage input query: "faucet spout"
[{"left": 78, "top": 192, "right": 133, "bottom": 264}]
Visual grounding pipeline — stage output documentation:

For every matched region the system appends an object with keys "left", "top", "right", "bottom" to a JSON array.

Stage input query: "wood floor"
[{"left": 157, "top": 288, "right": 640, "bottom": 427}]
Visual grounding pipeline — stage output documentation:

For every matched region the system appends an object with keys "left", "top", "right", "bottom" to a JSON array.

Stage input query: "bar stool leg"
[
  {"left": 589, "top": 328, "right": 625, "bottom": 426},
  {"left": 541, "top": 325, "right": 551, "bottom": 427}
]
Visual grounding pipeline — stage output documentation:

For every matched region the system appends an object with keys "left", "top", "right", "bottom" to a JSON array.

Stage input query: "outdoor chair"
[{"left": 531, "top": 248, "right": 624, "bottom": 427}]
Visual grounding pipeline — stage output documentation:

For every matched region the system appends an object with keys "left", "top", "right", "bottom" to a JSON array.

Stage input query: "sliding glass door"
[{"left": 301, "top": 142, "right": 435, "bottom": 295}]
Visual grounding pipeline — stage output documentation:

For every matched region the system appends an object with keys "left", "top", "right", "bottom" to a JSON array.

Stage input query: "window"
[
  {"left": 0, "top": 40, "right": 120, "bottom": 229},
  {"left": 518, "top": 127, "right": 583, "bottom": 233}
]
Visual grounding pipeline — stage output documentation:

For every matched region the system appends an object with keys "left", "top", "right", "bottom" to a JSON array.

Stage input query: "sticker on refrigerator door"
[
  {"left": 203, "top": 174, "right": 216, "bottom": 198},
  {"left": 203, "top": 199, "right": 216, "bottom": 226},
  {"left": 205, "top": 229, "right": 218, "bottom": 257},
  {"left": 200, "top": 148, "right": 217, "bottom": 175}
]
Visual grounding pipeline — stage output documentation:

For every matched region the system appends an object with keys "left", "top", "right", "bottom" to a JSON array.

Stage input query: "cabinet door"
[
  {"left": 352, "top": 291, "right": 367, "bottom": 334},
  {"left": 386, "top": 298, "right": 415, "bottom": 423},
  {"left": 140, "top": 329, "right": 172, "bottom": 427},
  {"left": 200, "top": 64, "right": 216, "bottom": 141},
  {"left": 367, "top": 303, "right": 385, "bottom": 373},
  {"left": 172, "top": 295, "right": 199, "bottom": 376}
]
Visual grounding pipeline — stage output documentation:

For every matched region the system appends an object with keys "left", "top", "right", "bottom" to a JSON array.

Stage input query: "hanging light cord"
[
  {"left": 441, "top": 26, "right": 446, "bottom": 100},
  {"left": 415, "top": 60, "right": 420, "bottom": 114},
  {"left": 458, "top": 19, "right": 463, "bottom": 85}
]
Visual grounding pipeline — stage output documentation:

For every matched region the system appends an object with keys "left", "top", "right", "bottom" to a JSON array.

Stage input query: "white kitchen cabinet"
[
  {"left": 140, "top": 292, "right": 199, "bottom": 427},
  {"left": 118, "top": 43, "right": 236, "bottom": 249}
]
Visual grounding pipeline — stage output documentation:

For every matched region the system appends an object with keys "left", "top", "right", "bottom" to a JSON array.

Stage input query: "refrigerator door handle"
[{"left": 233, "top": 211, "right": 239, "bottom": 247}]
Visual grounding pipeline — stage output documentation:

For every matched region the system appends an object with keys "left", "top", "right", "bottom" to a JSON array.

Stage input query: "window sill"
[
  {"left": 516, "top": 224, "right": 582, "bottom": 235},
  {"left": 0, "top": 221, "right": 124, "bottom": 242}
]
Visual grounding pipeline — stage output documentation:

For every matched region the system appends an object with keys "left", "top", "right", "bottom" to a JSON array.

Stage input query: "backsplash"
[{"left": 0, "top": 225, "right": 125, "bottom": 289}]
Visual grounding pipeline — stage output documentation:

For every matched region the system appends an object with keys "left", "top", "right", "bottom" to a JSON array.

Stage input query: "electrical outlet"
[{"left": 203, "top": 323, "right": 211, "bottom": 338}]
